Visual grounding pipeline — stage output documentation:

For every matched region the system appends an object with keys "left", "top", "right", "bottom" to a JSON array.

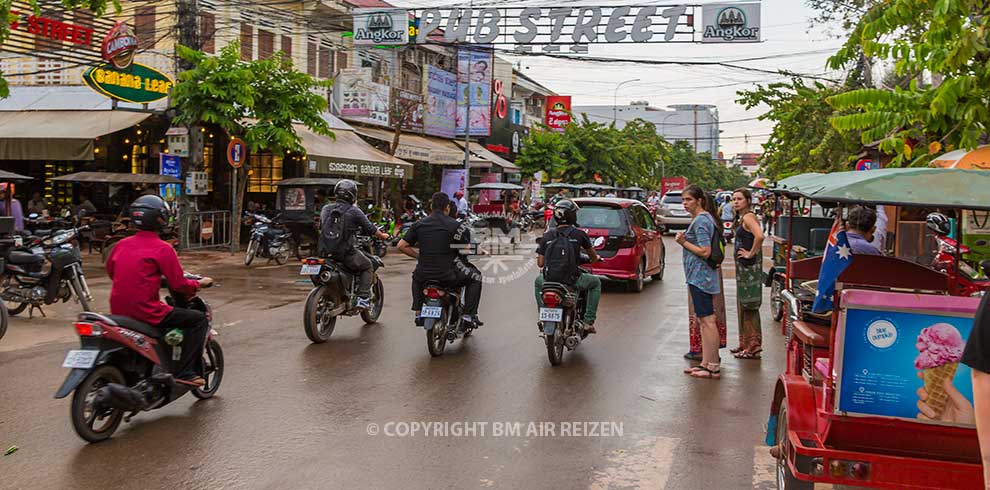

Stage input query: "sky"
[{"left": 394, "top": 0, "right": 846, "bottom": 157}]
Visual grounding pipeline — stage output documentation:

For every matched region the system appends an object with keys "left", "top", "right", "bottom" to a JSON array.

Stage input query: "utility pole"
[
  {"left": 176, "top": 0, "right": 204, "bottom": 175},
  {"left": 463, "top": 44, "right": 472, "bottom": 175}
]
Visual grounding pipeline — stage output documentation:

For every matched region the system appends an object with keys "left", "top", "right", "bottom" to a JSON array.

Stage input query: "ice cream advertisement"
[{"left": 837, "top": 307, "right": 976, "bottom": 427}]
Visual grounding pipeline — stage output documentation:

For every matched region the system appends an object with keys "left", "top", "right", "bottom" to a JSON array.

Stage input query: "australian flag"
[{"left": 812, "top": 222, "right": 854, "bottom": 313}]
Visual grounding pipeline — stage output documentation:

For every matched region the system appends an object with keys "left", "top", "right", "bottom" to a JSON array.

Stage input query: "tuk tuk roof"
[
  {"left": 273, "top": 178, "right": 360, "bottom": 187},
  {"left": 771, "top": 168, "right": 990, "bottom": 210},
  {"left": 543, "top": 182, "right": 578, "bottom": 189},
  {"left": 468, "top": 182, "right": 525, "bottom": 191},
  {"left": 0, "top": 169, "right": 33, "bottom": 181},
  {"left": 50, "top": 171, "right": 181, "bottom": 184},
  {"left": 575, "top": 183, "right": 618, "bottom": 191}
]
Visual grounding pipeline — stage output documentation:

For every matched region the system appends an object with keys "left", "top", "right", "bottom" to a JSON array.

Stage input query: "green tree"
[
  {"left": 0, "top": 0, "right": 120, "bottom": 97},
  {"left": 826, "top": 0, "right": 990, "bottom": 166}
]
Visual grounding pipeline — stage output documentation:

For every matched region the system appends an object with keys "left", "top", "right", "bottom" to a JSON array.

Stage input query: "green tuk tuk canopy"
[{"left": 771, "top": 168, "right": 990, "bottom": 211}]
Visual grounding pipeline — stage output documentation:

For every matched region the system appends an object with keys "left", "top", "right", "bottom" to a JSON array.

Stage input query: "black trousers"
[
  {"left": 412, "top": 260, "right": 483, "bottom": 316},
  {"left": 336, "top": 249, "right": 373, "bottom": 297},
  {"left": 157, "top": 307, "right": 209, "bottom": 378}
]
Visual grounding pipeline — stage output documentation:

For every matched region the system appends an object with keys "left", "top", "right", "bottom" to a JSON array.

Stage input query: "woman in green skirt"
[{"left": 730, "top": 188, "right": 765, "bottom": 359}]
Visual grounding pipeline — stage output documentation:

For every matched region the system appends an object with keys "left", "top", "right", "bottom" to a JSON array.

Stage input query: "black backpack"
[
  {"left": 701, "top": 214, "right": 725, "bottom": 269},
  {"left": 319, "top": 205, "right": 352, "bottom": 257},
  {"left": 543, "top": 227, "right": 580, "bottom": 284}
]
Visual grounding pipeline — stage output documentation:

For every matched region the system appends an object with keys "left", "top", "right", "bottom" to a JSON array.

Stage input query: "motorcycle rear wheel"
[
  {"left": 546, "top": 331, "right": 565, "bottom": 366},
  {"left": 426, "top": 307, "right": 449, "bottom": 357},
  {"left": 70, "top": 365, "right": 125, "bottom": 443},
  {"left": 192, "top": 340, "right": 224, "bottom": 399},
  {"left": 304, "top": 286, "right": 337, "bottom": 343},
  {"left": 0, "top": 302, "right": 7, "bottom": 340}
]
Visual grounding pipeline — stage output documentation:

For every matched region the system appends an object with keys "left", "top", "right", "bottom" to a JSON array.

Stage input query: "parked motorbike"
[
  {"left": 54, "top": 274, "right": 222, "bottom": 443},
  {"left": 722, "top": 220, "right": 735, "bottom": 243},
  {"left": 2, "top": 226, "right": 94, "bottom": 317},
  {"left": 244, "top": 212, "right": 293, "bottom": 266},
  {"left": 927, "top": 216, "right": 990, "bottom": 296},
  {"left": 393, "top": 195, "right": 426, "bottom": 245},
  {"left": 537, "top": 253, "right": 594, "bottom": 366},
  {"left": 301, "top": 236, "right": 385, "bottom": 343}
]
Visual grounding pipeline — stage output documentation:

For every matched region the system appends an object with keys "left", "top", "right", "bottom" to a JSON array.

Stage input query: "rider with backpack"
[
  {"left": 534, "top": 200, "right": 603, "bottom": 333},
  {"left": 320, "top": 180, "right": 391, "bottom": 310}
]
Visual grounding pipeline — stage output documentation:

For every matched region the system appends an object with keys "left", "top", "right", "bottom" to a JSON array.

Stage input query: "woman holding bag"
[{"left": 730, "top": 188, "right": 765, "bottom": 359}]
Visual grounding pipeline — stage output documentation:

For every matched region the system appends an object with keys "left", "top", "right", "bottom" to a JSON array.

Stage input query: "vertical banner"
[
  {"left": 440, "top": 168, "right": 468, "bottom": 199},
  {"left": 422, "top": 65, "right": 457, "bottom": 138},
  {"left": 544, "top": 96, "right": 572, "bottom": 133},
  {"left": 393, "top": 88, "right": 424, "bottom": 132},
  {"left": 159, "top": 153, "right": 181, "bottom": 204},
  {"left": 479, "top": 172, "right": 501, "bottom": 204},
  {"left": 531, "top": 171, "right": 543, "bottom": 198},
  {"left": 456, "top": 47, "right": 493, "bottom": 136}
]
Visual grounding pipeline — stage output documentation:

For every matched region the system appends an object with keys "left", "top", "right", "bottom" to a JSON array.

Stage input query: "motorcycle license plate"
[
  {"left": 420, "top": 306, "right": 443, "bottom": 319},
  {"left": 62, "top": 350, "right": 98, "bottom": 369},
  {"left": 539, "top": 308, "right": 563, "bottom": 322},
  {"left": 300, "top": 264, "right": 321, "bottom": 275},
  {"left": 31, "top": 246, "right": 43, "bottom": 255}
]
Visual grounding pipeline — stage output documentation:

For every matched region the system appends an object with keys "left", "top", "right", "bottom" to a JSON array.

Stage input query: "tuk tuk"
[
  {"left": 619, "top": 186, "right": 647, "bottom": 201},
  {"left": 273, "top": 178, "right": 351, "bottom": 258},
  {"left": 468, "top": 182, "right": 525, "bottom": 238},
  {"left": 767, "top": 168, "right": 990, "bottom": 489}
]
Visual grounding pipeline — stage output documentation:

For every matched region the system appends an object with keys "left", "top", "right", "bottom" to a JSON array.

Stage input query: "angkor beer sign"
[
  {"left": 413, "top": 3, "right": 759, "bottom": 52},
  {"left": 353, "top": 8, "right": 409, "bottom": 46}
]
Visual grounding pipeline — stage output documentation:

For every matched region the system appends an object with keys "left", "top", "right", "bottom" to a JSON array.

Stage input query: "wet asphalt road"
[{"left": 0, "top": 237, "right": 784, "bottom": 490}]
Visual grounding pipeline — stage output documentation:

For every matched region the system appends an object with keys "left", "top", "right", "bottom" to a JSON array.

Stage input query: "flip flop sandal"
[
  {"left": 683, "top": 365, "right": 705, "bottom": 374},
  {"left": 683, "top": 352, "right": 702, "bottom": 361},
  {"left": 689, "top": 366, "right": 721, "bottom": 379},
  {"left": 729, "top": 347, "right": 745, "bottom": 354}
]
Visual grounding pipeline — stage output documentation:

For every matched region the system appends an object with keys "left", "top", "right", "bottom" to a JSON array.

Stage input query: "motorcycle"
[
  {"left": 301, "top": 236, "right": 385, "bottom": 343},
  {"left": 722, "top": 220, "right": 735, "bottom": 243},
  {"left": 244, "top": 212, "right": 293, "bottom": 266},
  {"left": 54, "top": 273, "right": 223, "bottom": 443},
  {"left": 928, "top": 225, "right": 990, "bottom": 297},
  {"left": 2, "top": 226, "right": 94, "bottom": 317},
  {"left": 537, "top": 254, "right": 594, "bottom": 366},
  {"left": 393, "top": 195, "right": 426, "bottom": 246},
  {"left": 419, "top": 279, "right": 477, "bottom": 357}
]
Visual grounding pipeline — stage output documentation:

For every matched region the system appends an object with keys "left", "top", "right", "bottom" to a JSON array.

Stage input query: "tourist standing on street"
[
  {"left": 730, "top": 188, "right": 765, "bottom": 360},
  {"left": 677, "top": 185, "right": 722, "bottom": 379}
]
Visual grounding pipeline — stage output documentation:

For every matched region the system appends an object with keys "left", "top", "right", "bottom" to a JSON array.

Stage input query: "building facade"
[{"left": 571, "top": 102, "right": 721, "bottom": 156}]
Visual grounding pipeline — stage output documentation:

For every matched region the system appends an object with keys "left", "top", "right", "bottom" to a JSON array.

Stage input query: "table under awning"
[
  {"left": 296, "top": 125, "right": 414, "bottom": 180},
  {"left": 354, "top": 127, "right": 464, "bottom": 166},
  {"left": 456, "top": 141, "right": 520, "bottom": 173},
  {"left": 0, "top": 110, "right": 151, "bottom": 161}
]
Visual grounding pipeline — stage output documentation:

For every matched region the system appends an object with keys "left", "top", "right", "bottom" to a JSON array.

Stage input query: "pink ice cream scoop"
[{"left": 914, "top": 323, "right": 965, "bottom": 369}]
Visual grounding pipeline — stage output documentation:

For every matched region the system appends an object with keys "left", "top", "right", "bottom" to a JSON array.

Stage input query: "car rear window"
[
  {"left": 577, "top": 206, "right": 624, "bottom": 229},
  {"left": 662, "top": 194, "right": 682, "bottom": 204}
]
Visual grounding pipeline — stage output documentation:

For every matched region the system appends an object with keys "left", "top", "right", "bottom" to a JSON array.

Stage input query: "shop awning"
[
  {"left": 297, "top": 125, "right": 413, "bottom": 180},
  {"left": 0, "top": 110, "right": 151, "bottom": 161},
  {"left": 457, "top": 142, "right": 520, "bottom": 173},
  {"left": 0, "top": 170, "right": 33, "bottom": 181},
  {"left": 355, "top": 127, "right": 464, "bottom": 166},
  {"left": 50, "top": 171, "right": 181, "bottom": 184}
]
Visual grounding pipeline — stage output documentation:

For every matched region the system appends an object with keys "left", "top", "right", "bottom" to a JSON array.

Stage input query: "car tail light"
[
  {"left": 618, "top": 233, "right": 637, "bottom": 248},
  {"left": 74, "top": 322, "right": 102, "bottom": 337},
  {"left": 823, "top": 458, "right": 870, "bottom": 481},
  {"left": 424, "top": 287, "right": 445, "bottom": 299},
  {"left": 542, "top": 291, "right": 562, "bottom": 308}
]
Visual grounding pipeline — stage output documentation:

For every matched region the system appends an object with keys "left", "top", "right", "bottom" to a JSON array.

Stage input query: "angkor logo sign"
[
  {"left": 354, "top": 10, "right": 407, "bottom": 44},
  {"left": 101, "top": 22, "right": 138, "bottom": 69},
  {"left": 704, "top": 7, "right": 759, "bottom": 42}
]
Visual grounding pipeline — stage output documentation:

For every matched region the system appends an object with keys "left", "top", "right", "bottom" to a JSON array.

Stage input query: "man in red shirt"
[{"left": 106, "top": 195, "right": 212, "bottom": 386}]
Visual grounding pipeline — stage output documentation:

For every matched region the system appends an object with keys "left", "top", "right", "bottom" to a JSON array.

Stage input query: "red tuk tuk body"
[{"left": 770, "top": 254, "right": 983, "bottom": 489}]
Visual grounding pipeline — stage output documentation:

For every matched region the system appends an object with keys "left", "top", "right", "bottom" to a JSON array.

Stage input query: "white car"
[{"left": 656, "top": 191, "right": 692, "bottom": 232}]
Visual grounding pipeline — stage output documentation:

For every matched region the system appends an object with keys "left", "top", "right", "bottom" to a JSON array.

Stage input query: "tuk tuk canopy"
[{"left": 771, "top": 168, "right": 990, "bottom": 211}]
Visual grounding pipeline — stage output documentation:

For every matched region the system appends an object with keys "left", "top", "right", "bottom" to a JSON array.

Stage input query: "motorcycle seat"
[
  {"left": 422, "top": 280, "right": 462, "bottom": 295},
  {"left": 7, "top": 251, "right": 44, "bottom": 265},
  {"left": 541, "top": 281, "right": 578, "bottom": 294},
  {"left": 105, "top": 315, "right": 162, "bottom": 338}
]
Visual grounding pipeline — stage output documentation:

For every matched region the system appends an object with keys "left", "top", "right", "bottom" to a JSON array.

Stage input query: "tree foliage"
[
  {"left": 172, "top": 42, "right": 333, "bottom": 155},
  {"left": 517, "top": 117, "right": 747, "bottom": 190},
  {"left": 737, "top": 79, "right": 862, "bottom": 179},
  {"left": 826, "top": 0, "right": 990, "bottom": 166},
  {"left": 0, "top": 0, "right": 120, "bottom": 97}
]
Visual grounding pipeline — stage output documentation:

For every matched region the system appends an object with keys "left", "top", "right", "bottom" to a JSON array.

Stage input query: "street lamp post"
[{"left": 613, "top": 78, "right": 640, "bottom": 123}]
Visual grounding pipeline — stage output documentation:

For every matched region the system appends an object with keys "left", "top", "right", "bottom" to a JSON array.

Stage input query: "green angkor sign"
[{"left": 82, "top": 62, "right": 173, "bottom": 104}]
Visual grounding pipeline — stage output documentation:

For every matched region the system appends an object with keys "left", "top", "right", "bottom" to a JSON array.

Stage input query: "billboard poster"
[
  {"left": 837, "top": 303, "right": 978, "bottom": 427},
  {"left": 456, "top": 47, "right": 493, "bottom": 136},
  {"left": 159, "top": 153, "right": 181, "bottom": 203},
  {"left": 440, "top": 168, "right": 468, "bottom": 199},
  {"left": 393, "top": 88, "right": 423, "bottom": 133},
  {"left": 336, "top": 68, "right": 390, "bottom": 127},
  {"left": 422, "top": 65, "right": 457, "bottom": 138},
  {"left": 544, "top": 95, "right": 571, "bottom": 133}
]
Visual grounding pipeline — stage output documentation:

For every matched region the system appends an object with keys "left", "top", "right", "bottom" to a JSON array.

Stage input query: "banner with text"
[
  {"left": 422, "top": 64, "right": 457, "bottom": 138},
  {"left": 544, "top": 96, "right": 571, "bottom": 133},
  {"left": 456, "top": 48, "right": 493, "bottom": 136}
]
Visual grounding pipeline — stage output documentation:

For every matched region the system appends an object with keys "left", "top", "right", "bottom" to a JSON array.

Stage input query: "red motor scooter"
[
  {"left": 54, "top": 274, "right": 223, "bottom": 443},
  {"left": 927, "top": 213, "right": 990, "bottom": 296}
]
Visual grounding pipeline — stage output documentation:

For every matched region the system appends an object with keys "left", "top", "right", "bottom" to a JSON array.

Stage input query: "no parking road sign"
[{"left": 227, "top": 138, "right": 246, "bottom": 168}]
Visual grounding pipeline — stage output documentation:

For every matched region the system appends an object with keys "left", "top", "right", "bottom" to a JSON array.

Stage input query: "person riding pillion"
[
  {"left": 398, "top": 192, "right": 484, "bottom": 329},
  {"left": 105, "top": 195, "right": 213, "bottom": 387},
  {"left": 319, "top": 180, "right": 390, "bottom": 310},
  {"left": 535, "top": 199, "right": 603, "bottom": 334}
]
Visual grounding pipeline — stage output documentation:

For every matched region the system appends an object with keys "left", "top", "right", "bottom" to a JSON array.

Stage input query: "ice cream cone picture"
[{"left": 914, "top": 323, "right": 965, "bottom": 419}]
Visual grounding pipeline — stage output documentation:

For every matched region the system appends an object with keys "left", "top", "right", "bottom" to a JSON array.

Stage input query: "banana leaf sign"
[{"left": 82, "top": 62, "right": 173, "bottom": 104}]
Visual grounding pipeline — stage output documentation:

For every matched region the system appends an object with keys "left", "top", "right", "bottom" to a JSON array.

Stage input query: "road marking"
[{"left": 589, "top": 436, "right": 678, "bottom": 490}]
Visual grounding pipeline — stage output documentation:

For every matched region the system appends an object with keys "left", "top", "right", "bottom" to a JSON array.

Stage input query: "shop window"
[
  {"left": 201, "top": 13, "right": 216, "bottom": 53},
  {"left": 135, "top": 6, "right": 156, "bottom": 50},
  {"left": 247, "top": 153, "right": 282, "bottom": 193},
  {"left": 44, "top": 163, "right": 74, "bottom": 211}
]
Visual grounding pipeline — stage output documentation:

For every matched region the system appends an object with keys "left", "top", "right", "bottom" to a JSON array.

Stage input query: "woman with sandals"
[{"left": 729, "top": 188, "right": 765, "bottom": 360}]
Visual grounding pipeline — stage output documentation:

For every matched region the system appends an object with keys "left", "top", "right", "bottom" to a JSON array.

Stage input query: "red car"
[{"left": 547, "top": 197, "right": 665, "bottom": 292}]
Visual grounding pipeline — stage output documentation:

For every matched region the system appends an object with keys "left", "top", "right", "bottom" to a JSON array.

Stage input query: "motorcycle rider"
[
  {"left": 105, "top": 195, "right": 212, "bottom": 387},
  {"left": 398, "top": 192, "right": 483, "bottom": 328},
  {"left": 535, "top": 199, "right": 603, "bottom": 333},
  {"left": 320, "top": 180, "right": 390, "bottom": 310}
]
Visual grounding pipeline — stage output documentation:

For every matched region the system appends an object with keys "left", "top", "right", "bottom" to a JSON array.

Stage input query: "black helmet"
[
  {"left": 129, "top": 194, "right": 171, "bottom": 231},
  {"left": 926, "top": 212, "right": 951, "bottom": 236},
  {"left": 334, "top": 179, "right": 358, "bottom": 204},
  {"left": 553, "top": 199, "right": 579, "bottom": 226}
]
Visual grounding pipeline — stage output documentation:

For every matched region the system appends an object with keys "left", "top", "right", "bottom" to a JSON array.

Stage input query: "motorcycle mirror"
[{"left": 28, "top": 213, "right": 39, "bottom": 219}]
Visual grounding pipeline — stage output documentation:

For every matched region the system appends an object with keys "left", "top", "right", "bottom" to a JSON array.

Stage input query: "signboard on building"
[
  {"left": 336, "top": 68, "right": 390, "bottom": 127},
  {"left": 4, "top": 1, "right": 113, "bottom": 65},
  {"left": 456, "top": 47, "right": 493, "bottom": 136},
  {"left": 185, "top": 171, "right": 208, "bottom": 196},
  {"left": 393, "top": 88, "right": 424, "bottom": 132},
  {"left": 159, "top": 154, "right": 181, "bottom": 203},
  {"left": 353, "top": 8, "right": 410, "bottom": 46},
  {"left": 544, "top": 96, "right": 572, "bottom": 133},
  {"left": 102, "top": 22, "right": 139, "bottom": 69},
  {"left": 701, "top": 3, "right": 761, "bottom": 43},
  {"left": 82, "top": 62, "right": 173, "bottom": 104},
  {"left": 422, "top": 65, "right": 457, "bottom": 138}
]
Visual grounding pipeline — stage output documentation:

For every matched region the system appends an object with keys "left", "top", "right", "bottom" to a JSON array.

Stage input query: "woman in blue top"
[{"left": 676, "top": 185, "right": 722, "bottom": 379}]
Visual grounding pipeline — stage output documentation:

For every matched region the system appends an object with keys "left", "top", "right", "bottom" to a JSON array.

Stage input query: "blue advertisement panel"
[
  {"left": 456, "top": 47, "right": 492, "bottom": 136},
  {"left": 422, "top": 65, "right": 457, "bottom": 138},
  {"left": 838, "top": 307, "right": 976, "bottom": 427},
  {"left": 159, "top": 153, "right": 182, "bottom": 204}
]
